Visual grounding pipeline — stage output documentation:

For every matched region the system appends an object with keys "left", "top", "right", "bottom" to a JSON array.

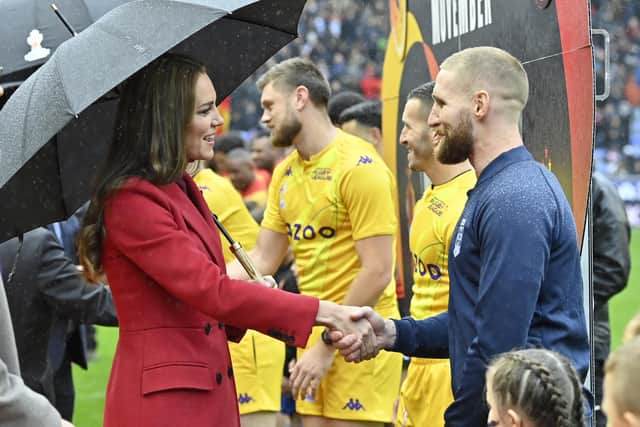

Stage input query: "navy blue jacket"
[{"left": 392, "top": 146, "right": 590, "bottom": 427}]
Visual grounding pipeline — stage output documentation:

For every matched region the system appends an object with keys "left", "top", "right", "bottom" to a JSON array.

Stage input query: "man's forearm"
[{"left": 342, "top": 266, "right": 391, "bottom": 307}]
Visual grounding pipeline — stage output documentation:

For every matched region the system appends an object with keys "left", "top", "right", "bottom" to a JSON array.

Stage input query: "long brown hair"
[{"left": 77, "top": 54, "right": 206, "bottom": 282}]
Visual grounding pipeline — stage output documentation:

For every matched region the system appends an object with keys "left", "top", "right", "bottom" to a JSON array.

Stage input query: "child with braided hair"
[{"left": 485, "top": 349, "right": 585, "bottom": 427}]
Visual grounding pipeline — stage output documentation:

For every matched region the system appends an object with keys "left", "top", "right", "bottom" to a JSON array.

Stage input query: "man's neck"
[
  {"left": 470, "top": 125, "right": 523, "bottom": 177},
  {"left": 423, "top": 159, "right": 473, "bottom": 186},
  {"left": 293, "top": 112, "right": 339, "bottom": 160}
]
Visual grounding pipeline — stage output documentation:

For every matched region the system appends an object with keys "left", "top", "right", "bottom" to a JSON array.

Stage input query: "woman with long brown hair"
[{"left": 77, "top": 54, "right": 371, "bottom": 427}]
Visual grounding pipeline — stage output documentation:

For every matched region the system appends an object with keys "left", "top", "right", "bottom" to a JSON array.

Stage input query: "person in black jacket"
[
  {"left": 0, "top": 268, "right": 75, "bottom": 427},
  {"left": 592, "top": 171, "right": 631, "bottom": 427},
  {"left": 0, "top": 227, "right": 118, "bottom": 414}
]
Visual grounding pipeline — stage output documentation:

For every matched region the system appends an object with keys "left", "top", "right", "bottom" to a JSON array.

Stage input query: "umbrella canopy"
[
  {"left": 0, "top": 0, "right": 129, "bottom": 86},
  {"left": 0, "top": 0, "right": 307, "bottom": 243}
]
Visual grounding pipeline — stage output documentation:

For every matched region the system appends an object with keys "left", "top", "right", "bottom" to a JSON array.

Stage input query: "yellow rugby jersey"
[
  {"left": 409, "top": 170, "right": 476, "bottom": 319},
  {"left": 262, "top": 130, "right": 398, "bottom": 310},
  {"left": 194, "top": 168, "right": 259, "bottom": 262}
]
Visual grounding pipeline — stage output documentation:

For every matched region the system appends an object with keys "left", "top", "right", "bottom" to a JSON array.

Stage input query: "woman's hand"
[
  {"left": 289, "top": 342, "right": 335, "bottom": 400},
  {"left": 253, "top": 275, "right": 278, "bottom": 288}
]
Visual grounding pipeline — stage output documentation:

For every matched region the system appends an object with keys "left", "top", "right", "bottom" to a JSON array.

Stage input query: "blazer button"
[
  {"left": 227, "top": 367, "right": 233, "bottom": 378},
  {"left": 218, "top": 321, "right": 224, "bottom": 329},
  {"left": 216, "top": 372, "right": 223, "bottom": 384},
  {"left": 204, "top": 323, "right": 212, "bottom": 335}
]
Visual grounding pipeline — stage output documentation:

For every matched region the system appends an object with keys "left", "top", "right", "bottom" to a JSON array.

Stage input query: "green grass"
[
  {"left": 72, "top": 327, "right": 118, "bottom": 427},
  {"left": 609, "top": 227, "right": 640, "bottom": 350},
  {"left": 71, "top": 230, "right": 640, "bottom": 426}
]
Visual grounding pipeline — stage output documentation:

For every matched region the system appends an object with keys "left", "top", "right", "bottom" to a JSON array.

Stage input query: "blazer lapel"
[{"left": 162, "top": 176, "right": 225, "bottom": 271}]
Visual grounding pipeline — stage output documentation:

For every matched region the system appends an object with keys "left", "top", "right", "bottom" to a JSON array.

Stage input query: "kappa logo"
[
  {"left": 285, "top": 167, "right": 293, "bottom": 176},
  {"left": 238, "top": 393, "right": 255, "bottom": 404},
  {"left": 356, "top": 155, "right": 373, "bottom": 166},
  {"left": 342, "top": 398, "right": 365, "bottom": 411},
  {"left": 453, "top": 218, "right": 466, "bottom": 257}
]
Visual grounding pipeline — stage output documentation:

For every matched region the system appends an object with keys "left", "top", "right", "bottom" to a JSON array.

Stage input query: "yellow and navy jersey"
[
  {"left": 262, "top": 130, "right": 398, "bottom": 312},
  {"left": 409, "top": 170, "right": 476, "bottom": 319},
  {"left": 194, "top": 168, "right": 259, "bottom": 262}
]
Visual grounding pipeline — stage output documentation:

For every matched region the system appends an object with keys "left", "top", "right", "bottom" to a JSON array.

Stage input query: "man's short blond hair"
[
  {"left": 441, "top": 46, "right": 529, "bottom": 115},
  {"left": 257, "top": 57, "right": 331, "bottom": 108}
]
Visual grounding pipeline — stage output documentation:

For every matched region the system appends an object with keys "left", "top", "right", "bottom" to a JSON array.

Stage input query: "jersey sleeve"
[
  {"left": 260, "top": 163, "right": 288, "bottom": 234},
  {"left": 340, "top": 160, "right": 397, "bottom": 241}
]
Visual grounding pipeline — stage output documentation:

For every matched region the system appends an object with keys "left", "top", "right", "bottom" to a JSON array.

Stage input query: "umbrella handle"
[
  {"left": 229, "top": 242, "right": 263, "bottom": 282},
  {"left": 210, "top": 213, "right": 267, "bottom": 284}
]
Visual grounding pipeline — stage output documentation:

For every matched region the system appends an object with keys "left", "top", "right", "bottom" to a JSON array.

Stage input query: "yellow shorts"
[
  {"left": 296, "top": 303, "right": 403, "bottom": 422},
  {"left": 229, "top": 329, "right": 285, "bottom": 415},
  {"left": 395, "top": 358, "right": 453, "bottom": 427}
]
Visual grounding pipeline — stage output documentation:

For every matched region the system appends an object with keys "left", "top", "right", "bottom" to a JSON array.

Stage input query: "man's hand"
[
  {"left": 289, "top": 342, "right": 335, "bottom": 399},
  {"left": 328, "top": 308, "right": 396, "bottom": 362},
  {"left": 315, "top": 302, "right": 377, "bottom": 358}
]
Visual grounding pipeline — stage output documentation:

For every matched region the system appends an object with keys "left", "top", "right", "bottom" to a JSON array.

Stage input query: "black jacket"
[
  {"left": 592, "top": 172, "right": 631, "bottom": 359},
  {"left": 0, "top": 227, "right": 118, "bottom": 403}
]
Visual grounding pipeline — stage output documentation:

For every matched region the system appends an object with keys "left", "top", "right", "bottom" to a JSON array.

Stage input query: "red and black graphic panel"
[{"left": 383, "top": 0, "right": 593, "bottom": 308}]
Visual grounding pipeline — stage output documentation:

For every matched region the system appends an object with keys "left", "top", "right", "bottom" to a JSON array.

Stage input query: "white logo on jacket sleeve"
[
  {"left": 24, "top": 29, "right": 50, "bottom": 62},
  {"left": 453, "top": 218, "right": 466, "bottom": 257}
]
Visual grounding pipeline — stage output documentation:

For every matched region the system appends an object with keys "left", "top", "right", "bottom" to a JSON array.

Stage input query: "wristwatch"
[{"left": 321, "top": 328, "right": 332, "bottom": 345}]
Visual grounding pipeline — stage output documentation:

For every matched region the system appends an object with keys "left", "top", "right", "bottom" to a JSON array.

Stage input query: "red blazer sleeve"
[{"left": 104, "top": 180, "right": 318, "bottom": 347}]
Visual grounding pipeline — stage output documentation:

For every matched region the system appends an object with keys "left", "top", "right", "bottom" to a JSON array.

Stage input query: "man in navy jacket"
[{"left": 333, "top": 47, "right": 590, "bottom": 427}]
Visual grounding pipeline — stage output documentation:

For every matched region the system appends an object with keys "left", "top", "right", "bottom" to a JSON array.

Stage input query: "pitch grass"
[
  {"left": 71, "top": 229, "right": 640, "bottom": 426},
  {"left": 72, "top": 327, "right": 118, "bottom": 427},
  {"left": 609, "top": 227, "right": 640, "bottom": 350}
]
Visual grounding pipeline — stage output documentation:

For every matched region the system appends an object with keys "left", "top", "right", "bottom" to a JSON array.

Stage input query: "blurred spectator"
[
  {"left": 339, "top": 100, "right": 383, "bottom": 154},
  {"left": 591, "top": 2, "right": 640, "bottom": 228},
  {"left": 327, "top": 90, "right": 367, "bottom": 126},
  {"left": 593, "top": 3, "right": 640, "bottom": 173},
  {"left": 210, "top": 132, "right": 246, "bottom": 174},
  {"left": 250, "top": 130, "right": 282, "bottom": 177},
  {"left": 229, "top": 0, "right": 388, "bottom": 131},
  {"left": 225, "top": 148, "right": 270, "bottom": 222},
  {"left": 360, "top": 63, "right": 382, "bottom": 99}
]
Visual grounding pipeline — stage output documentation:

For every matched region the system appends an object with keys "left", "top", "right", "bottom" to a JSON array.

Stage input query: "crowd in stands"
[
  {"left": 592, "top": 0, "right": 640, "bottom": 226},
  {"left": 229, "top": 0, "right": 387, "bottom": 133}
]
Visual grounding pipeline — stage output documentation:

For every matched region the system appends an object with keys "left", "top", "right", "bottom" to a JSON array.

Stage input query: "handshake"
[
  {"left": 315, "top": 301, "right": 397, "bottom": 363},
  {"left": 288, "top": 301, "right": 398, "bottom": 399}
]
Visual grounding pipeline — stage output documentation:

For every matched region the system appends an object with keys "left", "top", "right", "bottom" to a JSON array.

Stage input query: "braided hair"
[{"left": 486, "top": 349, "right": 585, "bottom": 427}]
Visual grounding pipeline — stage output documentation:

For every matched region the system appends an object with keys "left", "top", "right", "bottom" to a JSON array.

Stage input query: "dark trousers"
[
  {"left": 594, "top": 358, "right": 606, "bottom": 427},
  {"left": 53, "top": 351, "right": 75, "bottom": 421}
]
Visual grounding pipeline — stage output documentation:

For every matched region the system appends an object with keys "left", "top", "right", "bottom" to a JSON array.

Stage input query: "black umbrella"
[
  {"left": 0, "top": 0, "right": 307, "bottom": 243},
  {"left": 0, "top": 0, "right": 129, "bottom": 87}
]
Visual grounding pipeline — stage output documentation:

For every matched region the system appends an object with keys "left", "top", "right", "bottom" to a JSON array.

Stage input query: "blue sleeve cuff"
[
  {"left": 391, "top": 317, "right": 416, "bottom": 355},
  {"left": 390, "top": 313, "right": 449, "bottom": 358}
]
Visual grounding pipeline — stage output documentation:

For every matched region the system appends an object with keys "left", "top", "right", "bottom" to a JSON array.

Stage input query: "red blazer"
[{"left": 101, "top": 173, "right": 318, "bottom": 427}]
